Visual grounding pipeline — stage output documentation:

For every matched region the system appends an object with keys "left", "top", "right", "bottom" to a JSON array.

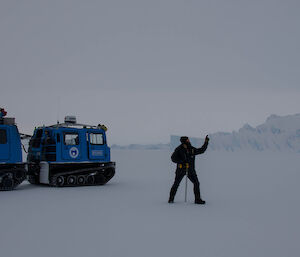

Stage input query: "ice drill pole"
[{"left": 184, "top": 165, "right": 188, "bottom": 202}]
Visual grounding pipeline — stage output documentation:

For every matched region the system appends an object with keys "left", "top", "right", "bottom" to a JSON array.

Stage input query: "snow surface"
[
  {"left": 171, "top": 113, "right": 300, "bottom": 152},
  {"left": 1, "top": 149, "right": 300, "bottom": 257}
]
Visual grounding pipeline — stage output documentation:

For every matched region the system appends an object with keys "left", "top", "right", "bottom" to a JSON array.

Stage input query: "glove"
[{"left": 205, "top": 135, "right": 210, "bottom": 143}]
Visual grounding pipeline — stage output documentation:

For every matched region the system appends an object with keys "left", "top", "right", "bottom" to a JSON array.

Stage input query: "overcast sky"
[{"left": 1, "top": 0, "right": 300, "bottom": 144}]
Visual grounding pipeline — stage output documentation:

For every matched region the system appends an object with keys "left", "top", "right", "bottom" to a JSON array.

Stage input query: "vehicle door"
[
  {"left": 87, "top": 132, "right": 106, "bottom": 161},
  {"left": 61, "top": 131, "right": 82, "bottom": 161},
  {"left": 0, "top": 128, "right": 9, "bottom": 161}
]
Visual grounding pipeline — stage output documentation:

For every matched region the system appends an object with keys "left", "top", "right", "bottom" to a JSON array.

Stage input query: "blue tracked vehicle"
[
  {"left": 27, "top": 116, "right": 115, "bottom": 187},
  {"left": 0, "top": 109, "right": 27, "bottom": 190}
]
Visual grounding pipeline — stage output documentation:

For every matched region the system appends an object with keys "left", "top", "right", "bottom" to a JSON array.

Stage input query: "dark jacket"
[{"left": 171, "top": 141, "right": 208, "bottom": 170}]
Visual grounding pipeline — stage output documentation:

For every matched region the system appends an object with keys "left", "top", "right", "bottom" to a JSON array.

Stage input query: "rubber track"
[
  {"left": 0, "top": 168, "right": 26, "bottom": 191},
  {"left": 50, "top": 167, "right": 115, "bottom": 187}
]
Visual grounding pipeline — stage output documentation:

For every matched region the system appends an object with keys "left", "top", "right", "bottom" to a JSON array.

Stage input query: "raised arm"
[{"left": 194, "top": 135, "right": 210, "bottom": 155}]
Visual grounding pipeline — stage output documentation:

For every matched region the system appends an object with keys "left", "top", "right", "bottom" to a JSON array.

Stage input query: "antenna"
[{"left": 57, "top": 97, "right": 61, "bottom": 124}]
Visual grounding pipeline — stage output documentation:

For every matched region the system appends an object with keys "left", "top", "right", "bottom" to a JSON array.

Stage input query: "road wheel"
[
  {"left": 56, "top": 176, "right": 65, "bottom": 186},
  {"left": 67, "top": 175, "right": 76, "bottom": 185},
  {"left": 77, "top": 176, "right": 85, "bottom": 185},
  {"left": 1, "top": 176, "right": 14, "bottom": 190},
  {"left": 87, "top": 175, "right": 95, "bottom": 185}
]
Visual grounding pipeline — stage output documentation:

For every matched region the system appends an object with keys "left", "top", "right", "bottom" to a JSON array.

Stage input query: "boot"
[
  {"left": 168, "top": 198, "right": 174, "bottom": 203},
  {"left": 195, "top": 199, "right": 206, "bottom": 205}
]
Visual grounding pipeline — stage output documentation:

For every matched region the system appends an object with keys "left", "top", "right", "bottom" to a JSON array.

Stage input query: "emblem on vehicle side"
[{"left": 69, "top": 147, "right": 79, "bottom": 158}]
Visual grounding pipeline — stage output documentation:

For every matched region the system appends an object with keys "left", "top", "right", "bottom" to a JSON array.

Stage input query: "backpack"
[{"left": 171, "top": 148, "right": 180, "bottom": 163}]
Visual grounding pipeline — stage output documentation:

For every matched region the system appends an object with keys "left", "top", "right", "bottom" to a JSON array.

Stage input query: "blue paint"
[{"left": 0, "top": 124, "right": 22, "bottom": 163}]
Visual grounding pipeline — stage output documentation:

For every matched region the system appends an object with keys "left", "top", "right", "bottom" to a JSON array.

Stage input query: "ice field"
[{"left": 1, "top": 149, "right": 300, "bottom": 257}]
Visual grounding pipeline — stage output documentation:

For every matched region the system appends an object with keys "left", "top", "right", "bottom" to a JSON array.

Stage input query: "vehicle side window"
[
  {"left": 64, "top": 133, "right": 79, "bottom": 145},
  {"left": 89, "top": 133, "right": 104, "bottom": 145},
  {"left": 0, "top": 129, "right": 7, "bottom": 144}
]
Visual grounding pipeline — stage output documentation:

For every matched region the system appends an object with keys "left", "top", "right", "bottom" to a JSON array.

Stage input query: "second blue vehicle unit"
[
  {"left": 0, "top": 108, "right": 27, "bottom": 190},
  {"left": 27, "top": 116, "right": 115, "bottom": 187}
]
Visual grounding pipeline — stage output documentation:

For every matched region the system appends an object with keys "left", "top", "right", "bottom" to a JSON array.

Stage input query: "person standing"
[{"left": 169, "top": 135, "right": 209, "bottom": 204}]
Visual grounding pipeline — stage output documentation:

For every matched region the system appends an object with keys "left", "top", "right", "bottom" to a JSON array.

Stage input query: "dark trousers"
[{"left": 169, "top": 168, "right": 201, "bottom": 201}]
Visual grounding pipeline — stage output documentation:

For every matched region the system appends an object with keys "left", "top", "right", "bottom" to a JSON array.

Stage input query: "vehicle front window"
[
  {"left": 64, "top": 133, "right": 79, "bottom": 145},
  {"left": 0, "top": 129, "right": 7, "bottom": 144},
  {"left": 90, "top": 133, "right": 104, "bottom": 145}
]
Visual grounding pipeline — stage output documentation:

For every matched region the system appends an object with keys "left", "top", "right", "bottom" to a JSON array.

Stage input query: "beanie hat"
[{"left": 180, "top": 136, "right": 189, "bottom": 144}]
